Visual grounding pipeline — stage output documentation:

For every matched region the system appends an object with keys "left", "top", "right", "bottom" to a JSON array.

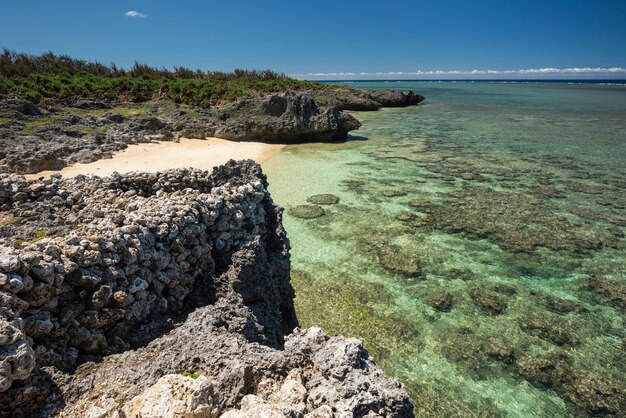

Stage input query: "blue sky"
[{"left": 1, "top": 0, "right": 625, "bottom": 79}]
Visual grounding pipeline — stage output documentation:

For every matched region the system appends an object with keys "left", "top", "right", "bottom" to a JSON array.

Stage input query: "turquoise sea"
[{"left": 264, "top": 81, "right": 626, "bottom": 417}]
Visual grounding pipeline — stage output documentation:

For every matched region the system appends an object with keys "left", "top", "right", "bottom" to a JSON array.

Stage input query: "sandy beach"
[{"left": 24, "top": 137, "right": 283, "bottom": 180}]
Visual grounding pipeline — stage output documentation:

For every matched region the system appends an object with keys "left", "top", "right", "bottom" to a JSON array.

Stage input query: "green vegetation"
[
  {"left": 0, "top": 49, "right": 335, "bottom": 107},
  {"left": 181, "top": 370, "right": 200, "bottom": 379},
  {"left": 16, "top": 230, "right": 47, "bottom": 245}
]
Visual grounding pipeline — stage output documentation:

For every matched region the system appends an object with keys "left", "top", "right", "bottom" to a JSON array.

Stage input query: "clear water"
[{"left": 263, "top": 81, "right": 626, "bottom": 417}]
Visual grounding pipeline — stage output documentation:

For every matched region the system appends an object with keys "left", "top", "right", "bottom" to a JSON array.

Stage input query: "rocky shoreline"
[
  {"left": 0, "top": 160, "right": 415, "bottom": 417},
  {"left": 0, "top": 89, "right": 424, "bottom": 175}
]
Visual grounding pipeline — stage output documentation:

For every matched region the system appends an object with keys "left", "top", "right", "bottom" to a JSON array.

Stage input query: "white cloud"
[
  {"left": 292, "top": 67, "right": 626, "bottom": 80},
  {"left": 125, "top": 10, "right": 147, "bottom": 18}
]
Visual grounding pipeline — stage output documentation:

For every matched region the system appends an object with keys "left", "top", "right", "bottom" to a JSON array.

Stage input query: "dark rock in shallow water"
[
  {"left": 396, "top": 212, "right": 416, "bottom": 222},
  {"left": 375, "top": 244, "right": 422, "bottom": 278},
  {"left": 289, "top": 204, "right": 325, "bottom": 219},
  {"left": 517, "top": 352, "right": 626, "bottom": 415},
  {"left": 306, "top": 194, "right": 340, "bottom": 205},
  {"left": 427, "top": 291, "right": 453, "bottom": 311},
  {"left": 530, "top": 290, "right": 582, "bottom": 314},
  {"left": 382, "top": 189, "right": 408, "bottom": 197},
  {"left": 367, "top": 89, "right": 425, "bottom": 107},
  {"left": 469, "top": 288, "right": 508, "bottom": 314},
  {"left": 481, "top": 336, "right": 514, "bottom": 361},
  {"left": 311, "top": 88, "right": 425, "bottom": 111},
  {"left": 519, "top": 317, "right": 573, "bottom": 346},
  {"left": 421, "top": 185, "right": 605, "bottom": 255}
]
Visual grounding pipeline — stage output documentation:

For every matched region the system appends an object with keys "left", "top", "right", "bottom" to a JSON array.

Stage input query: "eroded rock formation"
[
  {"left": 0, "top": 160, "right": 414, "bottom": 417},
  {"left": 0, "top": 88, "right": 424, "bottom": 175}
]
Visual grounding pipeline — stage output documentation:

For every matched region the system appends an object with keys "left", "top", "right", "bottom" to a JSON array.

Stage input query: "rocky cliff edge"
[{"left": 0, "top": 160, "right": 414, "bottom": 417}]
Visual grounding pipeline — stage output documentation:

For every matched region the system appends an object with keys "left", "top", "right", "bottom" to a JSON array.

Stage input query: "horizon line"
[{"left": 292, "top": 67, "right": 626, "bottom": 81}]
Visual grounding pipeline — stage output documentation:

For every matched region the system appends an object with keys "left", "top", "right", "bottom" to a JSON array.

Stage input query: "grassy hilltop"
[{"left": 0, "top": 49, "right": 331, "bottom": 107}]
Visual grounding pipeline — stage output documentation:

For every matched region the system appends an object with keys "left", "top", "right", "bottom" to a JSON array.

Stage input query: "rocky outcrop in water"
[
  {"left": 312, "top": 89, "right": 425, "bottom": 111},
  {"left": 0, "top": 160, "right": 414, "bottom": 417},
  {"left": 212, "top": 91, "right": 361, "bottom": 141}
]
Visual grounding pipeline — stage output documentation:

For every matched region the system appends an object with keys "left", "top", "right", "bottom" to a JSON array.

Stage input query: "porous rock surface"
[
  {"left": 0, "top": 160, "right": 414, "bottom": 417},
  {"left": 211, "top": 91, "right": 362, "bottom": 141}
]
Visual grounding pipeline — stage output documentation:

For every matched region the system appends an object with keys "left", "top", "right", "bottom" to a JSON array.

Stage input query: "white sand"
[{"left": 24, "top": 137, "right": 283, "bottom": 180}]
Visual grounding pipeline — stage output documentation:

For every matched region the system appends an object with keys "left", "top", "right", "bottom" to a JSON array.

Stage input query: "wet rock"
[
  {"left": 427, "top": 291, "right": 453, "bottom": 311},
  {"left": 289, "top": 205, "right": 325, "bottom": 219},
  {"left": 306, "top": 194, "right": 339, "bottom": 205},
  {"left": 469, "top": 288, "right": 508, "bottom": 314},
  {"left": 408, "top": 199, "right": 433, "bottom": 210}
]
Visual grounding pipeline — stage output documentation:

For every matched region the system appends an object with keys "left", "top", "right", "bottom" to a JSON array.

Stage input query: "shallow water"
[{"left": 263, "top": 81, "right": 626, "bottom": 417}]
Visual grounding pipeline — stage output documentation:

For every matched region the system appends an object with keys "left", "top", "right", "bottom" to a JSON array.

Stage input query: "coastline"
[{"left": 23, "top": 137, "right": 284, "bottom": 180}]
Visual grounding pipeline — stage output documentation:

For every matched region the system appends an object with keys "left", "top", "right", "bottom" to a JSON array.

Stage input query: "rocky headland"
[
  {"left": 0, "top": 160, "right": 415, "bottom": 417},
  {"left": 0, "top": 89, "right": 424, "bottom": 175}
]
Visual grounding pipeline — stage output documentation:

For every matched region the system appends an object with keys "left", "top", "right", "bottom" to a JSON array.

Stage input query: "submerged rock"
[
  {"left": 517, "top": 352, "right": 626, "bottom": 415},
  {"left": 427, "top": 291, "right": 453, "bottom": 311},
  {"left": 420, "top": 185, "right": 605, "bottom": 255},
  {"left": 306, "top": 194, "right": 339, "bottom": 205},
  {"left": 587, "top": 274, "right": 626, "bottom": 309},
  {"left": 481, "top": 336, "right": 514, "bottom": 361},
  {"left": 469, "top": 288, "right": 508, "bottom": 314},
  {"left": 289, "top": 205, "right": 325, "bottom": 219},
  {"left": 519, "top": 317, "right": 573, "bottom": 346},
  {"left": 530, "top": 290, "right": 582, "bottom": 314},
  {"left": 375, "top": 244, "right": 422, "bottom": 278},
  {"left": 395, "top": 212, "right": 416, "bottom": 222},
  {"left": 382, "top": 190, "right": 408, "bottom": 198}
]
